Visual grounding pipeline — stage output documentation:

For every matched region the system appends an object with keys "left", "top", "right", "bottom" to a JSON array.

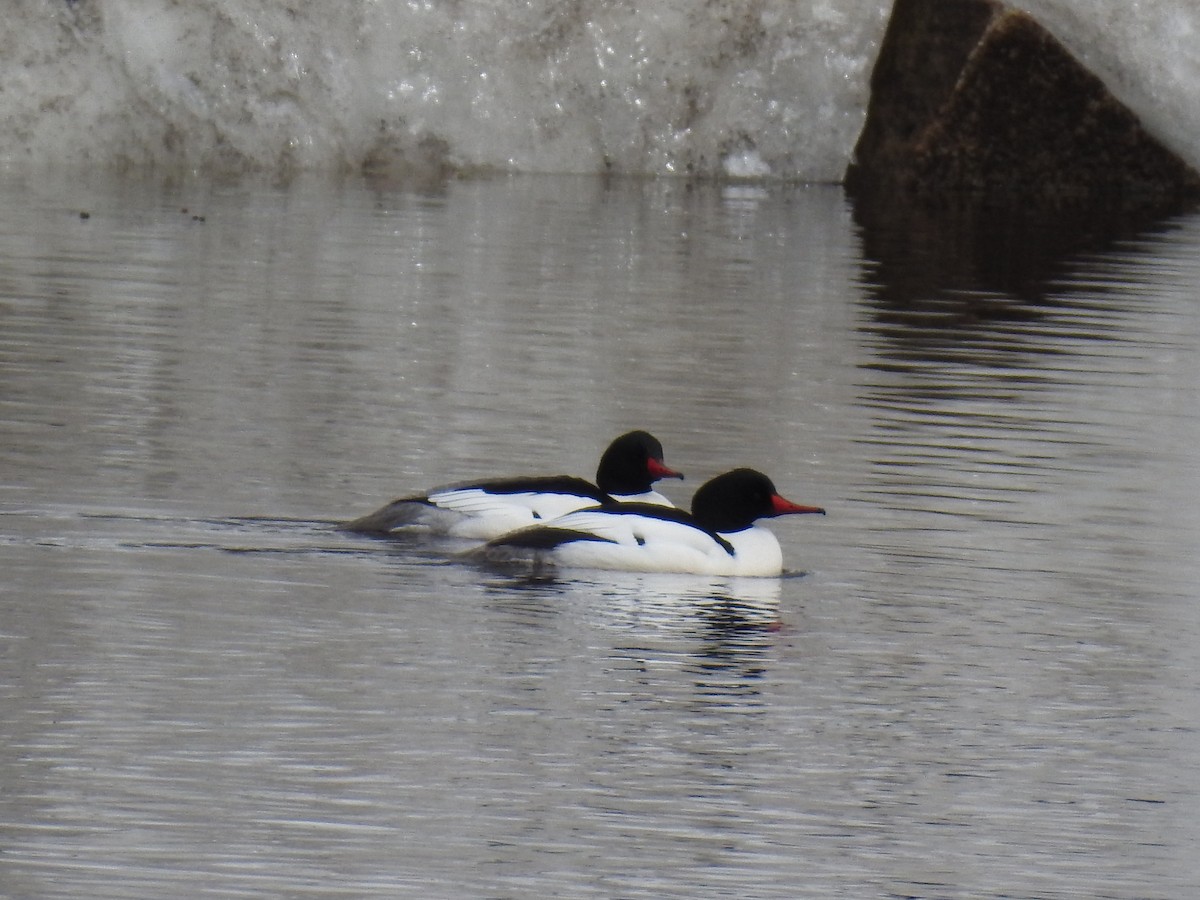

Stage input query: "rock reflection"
[
  {"left": 845, "top": 190, "right": 1200, "bottom": 608},
  {"left": 851, "top": 192, "right": 1195, "bottom": 357}
]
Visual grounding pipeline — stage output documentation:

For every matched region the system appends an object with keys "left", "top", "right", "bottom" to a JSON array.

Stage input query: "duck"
[
  {"left": 339, "top": 430, "right": 683, "bottom": 539},
  {"left": 473, "top": 468, "right": 824, "bottom": 576}
]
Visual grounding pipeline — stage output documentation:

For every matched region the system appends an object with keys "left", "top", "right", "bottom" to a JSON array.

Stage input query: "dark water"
[{"left": 1, "top": 174, "right": 1198, "bottom": 898}]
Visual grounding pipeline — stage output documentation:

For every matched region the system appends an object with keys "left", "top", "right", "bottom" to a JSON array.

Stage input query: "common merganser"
[
  {"left": 339, "top": 430, "right": 683, "bottom": 539},
  {"left": 474, "top": 468, "right": 825, "bottom": 577}
]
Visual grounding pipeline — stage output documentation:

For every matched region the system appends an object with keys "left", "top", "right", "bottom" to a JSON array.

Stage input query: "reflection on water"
[
  {"left": 851, "top": 189, "right": 1192, "bottom": 305},
  {"left": 1, "top": 174, "right": 1199, "bottom": 898},
  {"left": 851, "top": 197, "right": 1200, "bottom": 599}
]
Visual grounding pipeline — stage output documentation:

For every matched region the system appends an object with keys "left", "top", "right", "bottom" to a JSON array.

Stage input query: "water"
[{"left": 2, "top": 173, "right": 1199, "bottom": 899}]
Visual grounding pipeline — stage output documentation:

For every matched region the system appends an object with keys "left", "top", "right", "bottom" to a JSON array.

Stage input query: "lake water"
[{"left": 2, "top": 173, "right": 1198, "bottom": 899}]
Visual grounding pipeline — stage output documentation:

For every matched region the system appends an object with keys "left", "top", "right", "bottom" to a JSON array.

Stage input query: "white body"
[
  {"left": 413, "top": 487, "right": 675, "bottom": 541},
  {"left": 487, "top": 508, "right": 787, "bottom": 577}
]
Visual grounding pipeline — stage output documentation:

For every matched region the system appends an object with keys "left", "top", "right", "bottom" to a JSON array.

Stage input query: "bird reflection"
[{"left": 482, "top": 568, "right": 787, "bottom": 693}]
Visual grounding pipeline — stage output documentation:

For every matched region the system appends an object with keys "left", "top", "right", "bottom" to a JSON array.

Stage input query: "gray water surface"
[{"left": 2, "top": 175, "right": 1198, "bottom": 898}]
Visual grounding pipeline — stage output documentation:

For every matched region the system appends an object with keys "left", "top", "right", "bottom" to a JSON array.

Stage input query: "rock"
[{"left": 845, "top": 0, "right": 1200, "bottom": 208}]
